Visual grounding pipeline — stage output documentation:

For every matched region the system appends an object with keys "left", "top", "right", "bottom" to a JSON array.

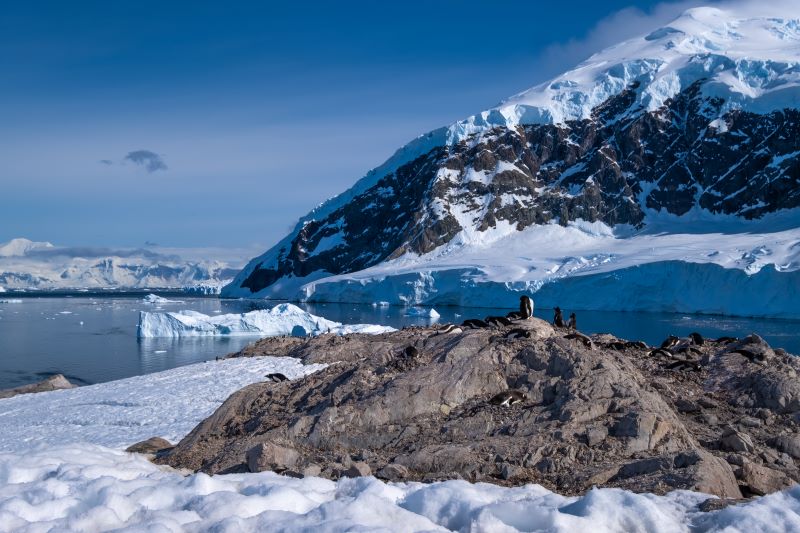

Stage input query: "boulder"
[
  {"left": 126, "top": 437, "right": 174, "bottom": 455},
  {"left": 740, "top": 463, "right": 794, "bottom": 496},
  {"left": 246, "top": 442, "right": 300, "bottom": 473},
  {"left": 720, "top": 426, "right": 755, "bottom": 453},
  {"left": 773, "top": 434, "right": 800, "bottom": 459}
]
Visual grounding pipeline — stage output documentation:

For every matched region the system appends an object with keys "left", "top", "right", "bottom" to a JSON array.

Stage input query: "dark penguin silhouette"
[
  {"left": 266, "top": 373, "right": 289, "bottom": 382},
  {"left": 462, "top": 319, "right": 489, "bottom": 329},
  {"left": 489, "top": 390, "right": 527, "bottom": 406},
  {"left": 553, "top": 307, "right": 565, "bottom": 328},
  {"left": 519, "top": 295, "right": 533, "bottom": 319},
  {"left": 485, "top": 316, "right": 513, "bottom": 327},
  {"left": 567, "top": 312, "right": 576, "bottom": 330}
]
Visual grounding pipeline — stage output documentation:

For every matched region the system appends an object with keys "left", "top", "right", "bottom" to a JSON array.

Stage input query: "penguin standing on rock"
[
  {"left": 553, "top": 307, "right": 565, "bottom": 328},
  {"left": 567, "top": 313, "right": 576, "bottom": 330},
  {"left": 519, "top": 295, "right": 533, "bottom": 319}
]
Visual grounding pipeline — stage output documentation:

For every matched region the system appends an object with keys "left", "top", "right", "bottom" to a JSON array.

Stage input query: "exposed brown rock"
[
  {"left": 126, "top": 437, "right": 174, "bottom": 455},
  {"left": 159, "top": 322, "right": 800, "bottom": 498},
  {"left": 0, "top": 374, "right": 76, "bottom": 399}
]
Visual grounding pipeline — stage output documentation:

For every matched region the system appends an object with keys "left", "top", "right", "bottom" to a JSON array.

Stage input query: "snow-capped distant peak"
[
  {"left": 0, "top": 238, "right": 54, "bottom": 257},
  {"left": 453, "top": 7, "right": 800, "bottom": 136}
]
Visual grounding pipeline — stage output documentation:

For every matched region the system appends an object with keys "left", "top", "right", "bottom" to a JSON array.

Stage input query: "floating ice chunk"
[
  {"left": 137, "top": 303, "right": 395, "bottom": 338},
  {"left": 0, "top": 299, "right": 22, "bottom": 303},
  {"left": 143, "top": 294, "right": 183, "bottom": 304},
  {"left": 404, "top": 307, "right": 441, "bottom": 319}
]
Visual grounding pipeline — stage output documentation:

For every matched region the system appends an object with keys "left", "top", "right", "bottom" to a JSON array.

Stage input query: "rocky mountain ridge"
[{"left": 224, "top": 8, "right": 800, "bottom": 301}]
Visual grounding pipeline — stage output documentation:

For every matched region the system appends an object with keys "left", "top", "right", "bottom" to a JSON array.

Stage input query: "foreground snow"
[
  {"left": 1, "top": 445, "right": 799, "bottom": 532},
  {"left": 1, "top": 349, "right": 799, "bottom": 531},
  {"left": 138, "top": 303, "right": 396, "bottom": 338},
  {"left": 0, "top": 356, "right": 326, "bottom": 452}
]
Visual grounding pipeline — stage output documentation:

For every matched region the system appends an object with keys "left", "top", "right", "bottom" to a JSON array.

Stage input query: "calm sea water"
[{"left": 0, "top": 294, "right": 799, "bottom": 389}]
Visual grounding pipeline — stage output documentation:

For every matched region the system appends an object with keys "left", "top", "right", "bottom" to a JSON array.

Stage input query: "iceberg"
[
  {"left": 142, "top": 293, "right": 183, "bottom": 304},
  {"left": 404, "top": 306, "right": 441, "bottom": 319},
  {"left": 137, "top": 303, "right": 395, "bottom": 338}
]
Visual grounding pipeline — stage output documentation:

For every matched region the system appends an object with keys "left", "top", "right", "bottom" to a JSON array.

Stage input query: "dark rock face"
[
  {"left": 160, "top": 322, "right": 800, "bottom": 498},
  {"left": 236, "top": 81, "right": 800, "bottom": 293}
]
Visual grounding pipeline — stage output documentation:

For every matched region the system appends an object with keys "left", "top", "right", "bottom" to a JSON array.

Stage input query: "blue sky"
[{"left": 0, "top": 0, "right": 708, "bottom": 249}]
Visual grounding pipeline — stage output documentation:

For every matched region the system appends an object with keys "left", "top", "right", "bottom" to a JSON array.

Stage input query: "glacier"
[
  {"left": 137, "top": 303, "right": 396, "bottom": 338},
  {"left": 229, "top": 220, "right": 800, "bottom": 318}
]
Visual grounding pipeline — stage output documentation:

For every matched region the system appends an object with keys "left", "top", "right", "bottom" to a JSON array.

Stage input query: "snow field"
[
  {"left": 0, "top": 356, "right": 327, "bottom": 452},
  {"left": 1, "top": 445, "right": 800, "bottom": 532}
]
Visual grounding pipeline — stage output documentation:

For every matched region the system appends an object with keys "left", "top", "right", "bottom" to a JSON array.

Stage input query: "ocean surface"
[{"left": 1, "top": 293, "right": 799, "bottom": 389}]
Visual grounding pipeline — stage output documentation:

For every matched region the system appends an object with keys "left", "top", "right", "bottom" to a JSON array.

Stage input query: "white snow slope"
[
  {"left": 1, "top": 357, "right": 800, "bottom": 532},
  {"left": 225, "top": 6, "right": 800, "bottom": 318},
  {"left": 137, "top": 303, "right": 396, "bottom": 338}
]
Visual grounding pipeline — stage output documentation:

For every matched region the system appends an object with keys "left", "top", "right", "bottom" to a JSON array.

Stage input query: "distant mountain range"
[
  {"left": 0, "top": 238, "right": 242, "bottom": 292},
  {"left": 223, "top": 7, "right": 800, "bottom": 318}
]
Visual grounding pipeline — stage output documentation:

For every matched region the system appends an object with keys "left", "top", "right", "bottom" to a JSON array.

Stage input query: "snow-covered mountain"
[
  {"left": 224, "top": 6, "right": 800, "bottom": 317},
  {"left": 0, "top": 238, "right": 243, "bottom": 291}
]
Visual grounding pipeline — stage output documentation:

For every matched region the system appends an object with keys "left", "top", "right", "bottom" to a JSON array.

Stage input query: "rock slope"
[{"left": 160, "top": 319, "right": 800, "bottom": 499}]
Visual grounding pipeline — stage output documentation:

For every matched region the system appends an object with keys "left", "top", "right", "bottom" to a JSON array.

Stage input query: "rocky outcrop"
[
  {"left": 0, "top": 374, "right": 76, "bottom": 399},
  {"left": 159, "top": 320, "right": 800, "bottom": 498}
]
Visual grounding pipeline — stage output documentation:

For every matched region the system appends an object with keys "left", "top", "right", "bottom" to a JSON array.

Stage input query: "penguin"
[
  {"left": 485, "top": 316, "right": 513, "bottom": 327},
  {"left": 648, "top": 348, "right": 673, "bottom": 358},
  {"left": 489, "top": 389, "right": 527, "bottom": 406},
  {"left": 567, "top": 312, "right": 576, "bottom": 330},
  {"left": 715, "top": 336, "right": 738, "bottom": 344},
  {"left": 625, "top": 340, "right": 649, "bottom": 350},
  {"left": 553, "top": 307, "right": 565, "bottom": 328},
  {"left": 403, "top": 346, "right": 419, "bottom": 359},
  {"left": 266, "top": 373, "right": 289, "bottom": 382},
  {"left": 665, "top": 358, "right": 701, "bottom": 371},
  {"left": 565, "top": 332, "right": 593, "bottom": 349},
  {"left": 660, "top": 335, "right": 680, "bottom": 350},
  {"left": 506, "top": 311, "right": 524, "bottom": 320},
  {"left": 504, "top": 328, "right": 531, "bottom": 339},
  {"left": 689, "top": 332, "right": 704, "bottom": 345},
  {"left": 519, "top": 295, "right": 533, "bottom": 319},
  {"left": 462, "top": 319, "right": 489, "bottom": 329},
  {"left": 435, "top": 323, "right": 463, "bottom": 335}
]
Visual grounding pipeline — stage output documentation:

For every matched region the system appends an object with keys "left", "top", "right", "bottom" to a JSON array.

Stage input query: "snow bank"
[
  {"left": 1, "top": 445, "right": 799, "bottom": 532},
  {"left": 0, "top": 356, "right": 326, "bottom": 452},
  {"left": 137, "top": 303, "right": 395, "bottom": 338},
  {"left": 143, "top": 293, "right": 183, "bottom": 304}
]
